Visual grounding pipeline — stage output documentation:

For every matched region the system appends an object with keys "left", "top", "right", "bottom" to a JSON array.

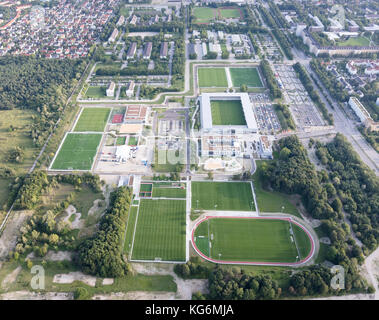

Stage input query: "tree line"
[{"left": 77, "top": 186, "right": 132, "bottom": 277}]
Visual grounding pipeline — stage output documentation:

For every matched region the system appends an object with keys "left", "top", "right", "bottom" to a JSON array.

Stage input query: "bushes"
[
  {"left": 74, "top": 287, "right": 91, "bottom": 300},
  {"left": 174, "top": 258, "right": 209, "bottom": 279},
  {"left": 209, "top": 267, "right": 281, "bottom": 300},
  {"left": 260, "top": 60, "right": 282, "bottom": 99},
  {"left": 15, "top": 171, "right": 49, "bottom": 210},
  {"left": 77, "top": 186, "right": 132, "bottom": 277},
  {"left": 274, "top": 103, "right": 295, "bottom": 131}
]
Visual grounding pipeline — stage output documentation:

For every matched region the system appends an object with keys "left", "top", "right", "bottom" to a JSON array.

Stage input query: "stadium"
[{"left": 199, "top": 92, "right": 258, "bottom": 134}]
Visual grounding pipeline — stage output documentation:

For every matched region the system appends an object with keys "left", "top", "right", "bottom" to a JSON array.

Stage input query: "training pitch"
[
  {"left": 192, "top": 216, "right": 313, "bottom": 265},
  {"left": 51, "top": 133, "right": 102, "bottom": 170},
  {"left": 230, "top": 67, "right": 263, "bottom": 88},
  {"left": 192, "top": 182, "right": 255, "bottom": 211},
  {"left": 211, "top": 100, "right": 246, "bottom": 126},
  {"left": 198, "top": 68, "right": 228, "bottom": 87},
  {"left": 74, "top": 108, "right": 111, "bottom": 132},
  {"left": 131, "top": 199, "right": 186, "bottom": 262}
]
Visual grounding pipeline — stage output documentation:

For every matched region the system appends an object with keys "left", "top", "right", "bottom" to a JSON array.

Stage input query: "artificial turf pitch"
[
  {"left": 192, "top": 182, "right": 255, "bottom": 211},
  {"left": 210, "top": 100, "right": 246, "bottom": 125},
  {"left": 194, "top": 217, "right": 311, "bottom": 263},
  {"left": 74, "top": 108, "right": 111, "bottom": 132},
  {"left": 51, "top": 133, "right": 102, "bottom": 170},
  {"left": 131, "top": 199, "right": 186, "bottom": 261},
  {"left": 198, "top": 68, "right": 228, "bottom": 87},
  {"left": 230, "top": 67, "right": 263, "bottom": 88}
]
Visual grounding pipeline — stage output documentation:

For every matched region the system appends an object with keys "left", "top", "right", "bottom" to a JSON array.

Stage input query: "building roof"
[{"left": 160, "top": 42, "right": 168, "bottom": 57}]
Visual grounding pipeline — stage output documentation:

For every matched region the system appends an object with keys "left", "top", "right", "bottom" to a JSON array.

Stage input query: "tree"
[
  {"left": 74, "top": 287, "right": 90, "bottom": 300},
  {"left": 207, "top": 172, "right": 214, "bottom": 180}
]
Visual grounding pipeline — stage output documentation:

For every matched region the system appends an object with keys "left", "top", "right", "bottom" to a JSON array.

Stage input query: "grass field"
[
  {"left": 219, "top": 8, "right": 241, "bottom": 19},
  {"left": 211, "top": 100, "right": 246, "bottom": 125},
  {"left": 128, "top": 136, "right": 138, "bottom": 146},
  {"left": 152, "top": 183, "right": 186, "bottom": 198},
  {"left": 192, "top": 182, "right": 255, "bottom": 211},
  {"left": 51, "top": 133, "right": 102, "bottom": 170},
  {"left": 124, "top": 206, "right": 139, "bottom": 255},
  {"left": 230, "top": 67, "right": 263, "bottom": 88},
  {"left": 74, "top": 108, "right": 110, "bottom": 132},
  {"left": 131, "top": 199, "right": 186, "bottom": 261},
  {"left": 194, "top": 217, "right": 311, "bottom": 263},
  {"left": 193, "top": 7, "right": 216, "bottom": 23},
  {"left": 336, "top": 36, "right": 370, "bottom": 47},
  {"left": 84, "top": 86, "right": 107, "bottom": 99},
  {"left": 0, "top": 109, "right": 39, "bottom": 174},
  {"left": 198, "top": 68, "right": 228, "bottom": 87},
  {"left": 252, "top": 161, "right": 301, "bottom": 218},
  {"left": 116, "top": 136, "right": 126, "bottom": 145}
]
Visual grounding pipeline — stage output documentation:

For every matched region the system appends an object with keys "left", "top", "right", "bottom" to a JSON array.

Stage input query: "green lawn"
[
  {"left": 51, "top": 133, "right": 102, "bottom": 170},
  {"left": 230, "top": 67, "right": 263, "bottom": 88},
  {"left": 116, "top": 136, "right": 126, "bottom": 145},
  {"left": 211, "top": 100, "right": 246, "bottom": 125},
  {"left": 252, "top": 161, "right": 300, "bottom": 217},
  {"left": 74, "top": 108, "right": 110, "bottom": 132},
  {"left": 193, "top": 7, "right": 216, "bottom": 23},
  {"left": 84, "top": 86, "right": 107, "bottom": 99},
  {"left": 124, "top": 206, "right": 139, "bottom": 255},
  {"left": 336, "top": 36, "right": 370, "bottom": 47},
  {"left": 131, "top": 199, "right": 186, "bottom": 261},
  {"left": 128, "top": 136, "right": 138, "bottom": 146},
  {"left": 192, "top": 181, "right": 255, "bottom": 211},
  {"left": 152, "top": 184, "right": 186, "bottom": 198},
  {"left": 194, "top": 217, "right": 311, "bottom": 263},
  {"left": 219, "top": 8, "right": 241, "bottom": 19},
  {"left": 0, "top": 109, "right": 39, "bottom": 175},
  {"left": 198, "top": 68, "right": 228, "bottom": 87}
]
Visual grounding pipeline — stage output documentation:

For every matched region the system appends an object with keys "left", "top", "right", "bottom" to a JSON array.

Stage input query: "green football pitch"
[
  {"left": 198, "top": 68, "right": 228, "bottom": 87},
  {"left": 230, "top": 67, "right": 263, "bottom": 88},
  {"left": 193, "top": 7, "right": 216, "bottom": 23},
  {"left": 131, "top": 199, "right": 186, "bottom": 261},
  {"left": 336, "top": 36, "right": 370, "bottom": 47},
  {"left": 211, "top": 100, "right": 246, "bottom": 125},
  {"left": 192, "top": 182, "right": 255, "bottom": 211},
  {"left": 51, "top": 133, "right": 102, "bottom": 170},
  {"left": 193, "top": 217, "right": 312, "bottom": 263},
  {"left": 152, "top": 183, "right": 186, "bottom": 198},
  {"left": 219, "top": 8, "right": 242, "bottom": 19},
  {"left": 74, "top": 108, "right": 111, "bottom": 132}
]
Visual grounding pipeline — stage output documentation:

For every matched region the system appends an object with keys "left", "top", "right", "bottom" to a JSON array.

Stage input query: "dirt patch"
[
  {"left": 53, "top": 272, "right": 96, "bottom": 287},
  {"left": 63, "top": 205, "right": 83, "bottom": 229},
  {"left": 0, "top": 210, "right": 33, "bottom": 260},
  {"left": 45, "top": 251, "right": 72, "bottom": 261},
  {"left": 102, "top": 278, "right": 114, "bottom": 285},
  {"left": 1, "top": 266, "right": 22, "bottom": 289},
  {"left": 88, "top": 199, "right": 105, "bottom": 216},
  {"left": 0, "top": 291, "right": 73, "bottom": 300}
]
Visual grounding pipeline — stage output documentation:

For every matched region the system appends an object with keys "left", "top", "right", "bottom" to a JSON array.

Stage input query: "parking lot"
[
  {"left": 250, "top": 93, "right": 281, "bottom": 134},
  {"left": 274, "top": 64, "right": 325, "bottom": 129}
]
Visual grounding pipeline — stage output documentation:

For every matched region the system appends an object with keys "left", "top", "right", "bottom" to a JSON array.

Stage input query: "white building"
[
  {"left": 108, "top": 28, "right": 118, "bottom": 43},
  {"left": 106, "top": 81, "right": 115, "bottom": 97},
  {"left": 349, "top": 97, "right": 372, "bottom": 123},
  {"left": 209, "top": 43, "right": 221, "bottom": 55},
  {"left": 125, "top": 81, "right": 135, "bottom": 97},
  {"left": 202, "top": 42, "right": 207, "bottom": 56}
]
